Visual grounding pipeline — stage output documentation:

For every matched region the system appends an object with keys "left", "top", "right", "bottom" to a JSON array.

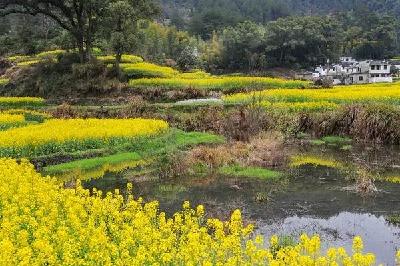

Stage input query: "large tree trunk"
[
  {"left": 116, "top": 51, "right": 122, "bottom": 80},
  {"left": 76, "top": 34, "right": 86, "bottom": 63}
]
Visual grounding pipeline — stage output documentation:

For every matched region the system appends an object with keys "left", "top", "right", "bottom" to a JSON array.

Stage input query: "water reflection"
[{"left": 259, "top": 212, "right": 400, "bottom": 265}]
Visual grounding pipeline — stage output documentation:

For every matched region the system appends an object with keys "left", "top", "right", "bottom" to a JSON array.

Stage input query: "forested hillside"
[
  {"left": 1, "top": 0, "right": 399, "bottom": 72},
  {"left": 162, "top": 0, "right": 400, "bottom": 35}
]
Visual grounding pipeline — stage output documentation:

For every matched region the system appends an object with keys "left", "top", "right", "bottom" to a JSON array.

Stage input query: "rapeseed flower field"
[
  {"left": 129, "top": 76, "right": 309, "bottom": 91},
  {"left": 0, "top": 118, "right": 168, "bottom": 157},
  {"left": 0, "top": 158, "right": 381, "bottom": 265},
  {"left": 223, "top": 83, "right": 400, "bottom": 111}
]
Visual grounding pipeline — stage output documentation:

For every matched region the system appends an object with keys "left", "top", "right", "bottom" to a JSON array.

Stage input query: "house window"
[
  {"left": 384, "top": 65, "right": 388, "bottom": 70},
  {"left": 377, "top": 65, "right": 381, "bottom": 70},
  {"left": 359, "top": 76, "right": 364, "bottom": 81},
  {"left": 371, "top": 65, "right": 375, "bottom": 70}
]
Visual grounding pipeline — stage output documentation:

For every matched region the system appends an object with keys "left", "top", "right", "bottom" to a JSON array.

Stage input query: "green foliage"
[
  {"left": 264, "top": 16, "right": 343, "bottom": 67},
  {"left": 218, "top": 165, "right": 282, "bottom": 180},
  {"left": 220, "top": 21, "right": 267, "bottom": 70},
  {"left": 133, "top": 22, "right": 202, "bottom": 70}
]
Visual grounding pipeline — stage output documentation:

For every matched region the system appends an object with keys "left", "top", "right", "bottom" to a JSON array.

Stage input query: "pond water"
[{"left": 69, "top": 144, "right": 400, "bottom": 264}]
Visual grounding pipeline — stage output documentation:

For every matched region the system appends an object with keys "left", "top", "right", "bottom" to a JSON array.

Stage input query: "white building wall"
[{"left": 369, "top": 77, "right": 393, "bottom": 83}]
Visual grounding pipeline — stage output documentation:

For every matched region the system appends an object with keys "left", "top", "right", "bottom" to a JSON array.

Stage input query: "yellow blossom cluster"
[
  {"left": 382, "top": 176, "right": 400, "bottom": 183},
  {"left": 121, "top": 62, "right": 179, "bottom": 78},
  {"left": 0, "top": 113, "right": 25, "bottom": 124},
  {"left": 290, "top": 155, "right": 345, "bottom": 169},
  {"left": 0, "top": 113, "right": 26, "bottom": 131},
  {"left": 2, "top": 109, "right": 52, "bottom": 119},
  {"left": 0, "top": 118, "right": 168, "bottom": 157},
  {"left": 0, "top": 158, "right": 383, "bottom": 265}
]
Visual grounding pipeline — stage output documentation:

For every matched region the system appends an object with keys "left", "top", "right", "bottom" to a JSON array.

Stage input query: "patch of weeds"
[
  {"left": 340, "top": 145, "right": 353, "bottom": 151},
  {"left": 218, "top": 165, "right": 282, "bottom": 180},
  {"left": 310, "top": 139, "right": 326, "bottom": 146},
  {"left": 158, "top": 184, "right": 188, "bottom": 193},
  {"left": 295, "top": 132, "right": 310, "bottom": 139}
]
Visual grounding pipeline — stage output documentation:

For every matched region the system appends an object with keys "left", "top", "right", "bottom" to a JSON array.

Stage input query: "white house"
[
  {"left": 311, "top": 57, "right": 393, "bottom": 85},
  {"left": 369, "top": 60, "right": 392, "bottom": 83}
]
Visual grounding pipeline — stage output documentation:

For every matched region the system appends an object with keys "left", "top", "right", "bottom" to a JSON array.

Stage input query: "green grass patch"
[
  {"left": 310, "top": 136, "right": 352, "bottom": 146},
  {"left": 44, "top": 152, "right": 142, "bottom": 173},
  {"left": 218, "top": 165, "right": 282, "bottom": 180},
  {"left": 123, "top": 129, "right": 225, "bottom": 158},
  {"left": 321, "top": 136, "right": 352, "bottom": 145}
]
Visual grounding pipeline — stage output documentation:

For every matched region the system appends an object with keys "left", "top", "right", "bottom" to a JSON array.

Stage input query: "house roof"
[{"left": 370, "top": 60, "right": 390, "bottom": 65}]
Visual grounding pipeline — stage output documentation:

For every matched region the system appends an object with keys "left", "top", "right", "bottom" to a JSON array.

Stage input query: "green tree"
[
  {"left": 0, "top": 0, "right": 106, "bottom": 62},
  {"left": 220, "top": 21, "right": 266, "bottom": 70},
  {"left": 265, "top": 16, "right": 343, "bottom": 67},
  {"left": 102, "top": 0, "right": 159, "bottom": 76}
]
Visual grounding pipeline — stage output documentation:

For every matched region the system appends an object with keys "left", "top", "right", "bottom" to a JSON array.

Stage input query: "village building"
[{"left": 297, "top": 57, "right": 394, "bottom": 85}]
